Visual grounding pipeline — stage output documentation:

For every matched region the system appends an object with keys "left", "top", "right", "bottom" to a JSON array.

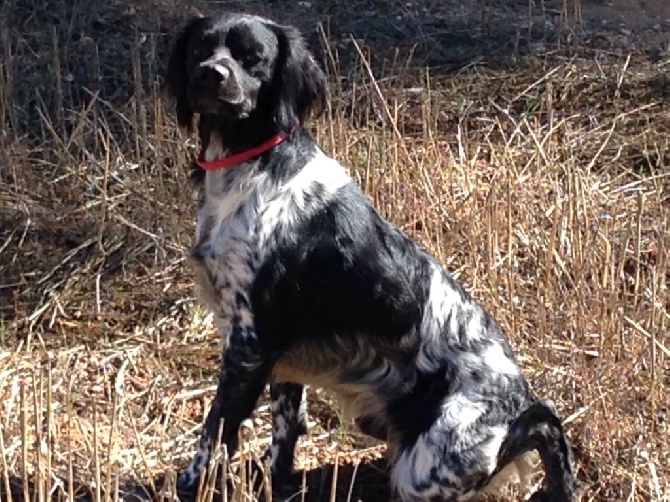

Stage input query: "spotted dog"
[{"left": 165, "top": 11, "right": 577, "bottom": 501}]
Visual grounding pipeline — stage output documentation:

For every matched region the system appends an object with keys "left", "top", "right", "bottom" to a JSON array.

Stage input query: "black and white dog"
[{"left": 166, "top": 12, "right": 577, "bottom": 501}]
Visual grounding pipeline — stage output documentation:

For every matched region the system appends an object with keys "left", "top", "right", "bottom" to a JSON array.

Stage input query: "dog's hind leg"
[
  {"left": 390, "top": 396, "right": 576, "bottom": 501},
  {"left": 263, "top": 383, "right": 308, "bottom": 496}
]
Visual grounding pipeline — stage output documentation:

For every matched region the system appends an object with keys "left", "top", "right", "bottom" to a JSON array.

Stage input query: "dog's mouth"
[
  {"left": 187, "top": 71, "right": 254, "bottom": 117},
  {"left": 189, "top": 90, "right": 253, "bottom": 118}
]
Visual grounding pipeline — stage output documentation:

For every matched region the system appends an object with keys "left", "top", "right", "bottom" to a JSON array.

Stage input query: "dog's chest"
[{"left": 190, "top": 181, "right": 262, "bottom": 318}]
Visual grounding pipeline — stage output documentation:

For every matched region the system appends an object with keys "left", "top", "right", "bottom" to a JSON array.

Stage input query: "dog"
[{"left": 165, "top": 12, "right": 577, "bottom": 501}]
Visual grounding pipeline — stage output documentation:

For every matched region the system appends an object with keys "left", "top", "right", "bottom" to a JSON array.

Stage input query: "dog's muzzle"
[
  {"left": 198, "top": 62, "right": 230, "bottom": 83},
  {"left": 188, "top": 61, "right": 249, "bottom": 115},
  {"left": 191, "top": 62, "right": 231, "bottom": 97}
]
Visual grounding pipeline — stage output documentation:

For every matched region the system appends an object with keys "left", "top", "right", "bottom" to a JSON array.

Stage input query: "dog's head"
[{"left": 166, "top": 13, "right": 326, "bottom": 133}]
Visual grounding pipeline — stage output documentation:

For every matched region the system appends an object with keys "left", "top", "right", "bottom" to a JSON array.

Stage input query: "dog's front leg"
[{"left": 177, "top": 325, "right": 273, "bottom": 494}]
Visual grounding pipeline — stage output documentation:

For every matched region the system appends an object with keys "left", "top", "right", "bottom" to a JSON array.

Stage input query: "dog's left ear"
[
  {"left": 268, "top": 24, "right": 326, "bottom": 132},
  {"left": 166, "top": 15, "right": 209, "bottom": 130}
]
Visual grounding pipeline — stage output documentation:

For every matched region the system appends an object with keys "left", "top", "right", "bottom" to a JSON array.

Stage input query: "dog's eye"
[
  {"left": 191, "top": 47, "right": 202, "bottom": 57},
  {"left": 242, "top": 54, "right": 261, "bottom": 68}
]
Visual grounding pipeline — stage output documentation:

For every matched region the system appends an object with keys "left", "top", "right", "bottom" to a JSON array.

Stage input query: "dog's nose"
[{"left": 197, "top": 63, "right": 230, "bottom": 84}]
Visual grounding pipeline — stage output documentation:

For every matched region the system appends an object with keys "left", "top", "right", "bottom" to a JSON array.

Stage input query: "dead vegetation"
[{"left": 0, "top": 0, "right": 669, "bottom": 500}]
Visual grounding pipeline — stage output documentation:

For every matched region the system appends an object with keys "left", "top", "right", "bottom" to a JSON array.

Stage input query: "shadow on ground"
[
  {"left": 2, "top": 0, "right": 578, "bottom": 138},
  {"left": 1, "top": 458, "right": 392, "bottom": 502}
]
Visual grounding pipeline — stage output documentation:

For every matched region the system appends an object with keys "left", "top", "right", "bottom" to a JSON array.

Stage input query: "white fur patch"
[
  {"left": 481, "top": 343, "right": 520, "bottom": 376},
  {"left": 257, "top": 148, "right": 351, "bottom": 253},
  {"left": 391, "top": 416, "right": 508, "bottom": 501},
  {"left": 416, "top": 265, "right": 467, "bottom": 372}
]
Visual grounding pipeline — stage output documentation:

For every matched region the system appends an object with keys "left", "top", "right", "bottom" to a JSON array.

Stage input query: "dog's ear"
[
  {"left": 166, "top": 16, "right": 208, "bottom": 129},
  {"left": 268, "top": 24, "right": 326, "bottom": 132}
]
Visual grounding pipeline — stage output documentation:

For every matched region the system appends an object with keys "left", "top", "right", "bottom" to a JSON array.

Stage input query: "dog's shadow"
[
  {"left": 166, "top": 458, "right": 393, "bottom": 502},
  {"left": 1, "top": 458, "right": 392, "bottom": 502},
  {"left": 288, "top": 457, "right": 391, "bottom": 502}
]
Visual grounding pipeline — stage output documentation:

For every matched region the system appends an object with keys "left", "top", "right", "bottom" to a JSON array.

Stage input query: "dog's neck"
[
  {"left": 192, "top": 113, "right": 312, "bottom": 197},
  {"left": 199, "top": 114, "right": 281, "bottom": 156},
  {"left": 191, "top": 114, "right": 282, "bottom": 192}
]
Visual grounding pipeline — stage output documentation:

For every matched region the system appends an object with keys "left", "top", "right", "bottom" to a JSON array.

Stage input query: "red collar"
[{"left": 196, "top": 130, "right": 290, "bottom": 170}]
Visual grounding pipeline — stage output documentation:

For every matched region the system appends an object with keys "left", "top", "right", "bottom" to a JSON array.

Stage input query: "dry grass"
[{"left": 1, "top": 0, "right": 669, "bottom": 500}]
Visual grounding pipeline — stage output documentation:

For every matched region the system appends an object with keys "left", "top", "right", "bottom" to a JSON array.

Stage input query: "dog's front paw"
[{"left": 175, "top": 470, "right": 199, "bottom": 501}]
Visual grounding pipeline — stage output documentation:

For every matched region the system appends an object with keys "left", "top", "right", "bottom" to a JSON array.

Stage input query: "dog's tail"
[{"left": 496, "top": 399, "right": 577, "bottom": 501}]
